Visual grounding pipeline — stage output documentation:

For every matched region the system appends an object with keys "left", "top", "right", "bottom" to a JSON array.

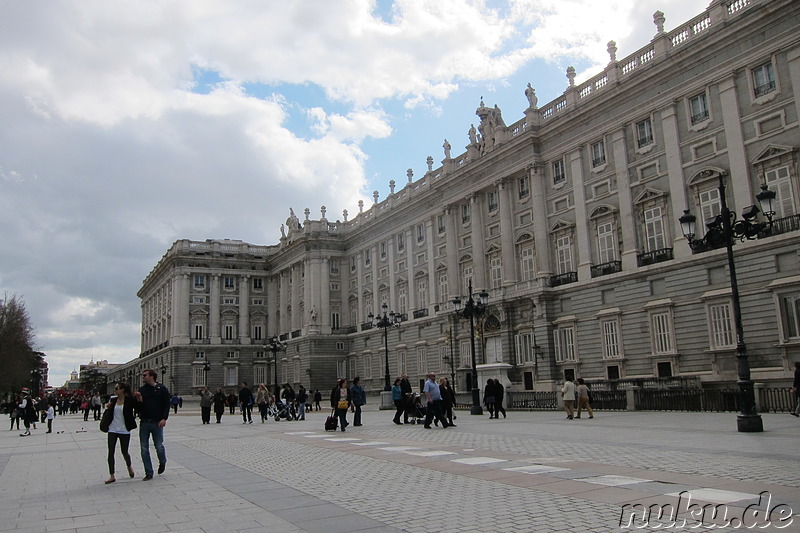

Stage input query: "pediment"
[
  {"left": 549, "top": 219, "right": 574, "bottom": 232},
  {"left": 589, "top": 204, "right": 618, "bottom": 219},
  {"left": 687, "top": 167, "right": 726, "bottom": 186},
  {"left": 751, "top": 144, "right": 795, "bottom": 165},
  {"left": 633, "top": 187, "right": 667, "bottom": 205}
]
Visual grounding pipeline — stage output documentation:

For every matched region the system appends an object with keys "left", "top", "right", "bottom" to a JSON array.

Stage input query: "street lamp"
[
  {"left": 160, "top": 363, "right": 168, "bottom": 383},
  {"left": 202, "top": 354, "right": 210, "bottom": 387},
  {"left": 30, "top": 368, "right": 41, "bottom": 397},
  {"left": 266, "top": 336, "right": 287, "bottom": 400},
  {"left": 442, "top": 327, "right": 456, "bottom": 392},
  {"left": 678, "top": 174, "right": 774, "bottom": 433},
  {"left": 369, "top": 302, "right": 401, "bottom": 391},
  {"left": 452, "top": 280, "right": 489, "bottom": 415}
]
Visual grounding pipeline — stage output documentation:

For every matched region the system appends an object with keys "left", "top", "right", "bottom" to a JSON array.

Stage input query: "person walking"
[
  {"left": 134, "top": 369, "right": 171, "bottom": 480},
  {"left": 227, "top": 392, "right": 237, "bottom": 415},
  {"left": 423, "top": 373, "right": 450, "bottom": 429},
  {"left": 439, "top": 377, "right": 456, "bottom": 427},
  {"left": 791, "top": 361, "right": 800, "bottom": 417},
  {"left": 9, "top": 395, "right": 21, "bottom": 431},
  {"left": 483, "top": 379, "right": 496, "bottom": 418},
  {"left": 91, "top": 392, "right": 103, "bottom": 421},
  {"left": 330, "top": 378, "right": 351, "bottom": 432},
  {"left": 561, "top": 377, "right": 576, "bottom": 420},
  {"left": 104, "top": 382, "right": 137, "bottom": 484},
  {"left": 213, "top": 388, "right": 226, "bottom": 423},
  {"left": 170, "top": 394, "right": 180, "bottom": 414},
  {"left": 493, "top": 379, "right": 507, "bottom": 419},
  {"left": 256, "top": 383, "right": 269, "bottom": 423},
  {"left": 19, "top": 390, "right": 36, "bottom": 436},
  {"left": 400, "top": 373, "right": 413, "bottom": 423},
  {"left": 313, "top": 390, "right": 322, "bottom": 411},
  {"left": 45, "top": 403, "right": 54, "bottom": 433},
  {"left": 575, "top": 378, "right": 594, "bottom": 419},
  {"left": 350, "top": 377, "right": 366, "bottom": 426},
  {"left": 198, "top": 386, "right": 213, "bottom": 424},
  {"left": 391, "top": 378, "right": 404, "bottom": 425},
  {"left": 296, "top": 384, "right": 308, "bottom": 421},
  {"left": 239, "top": 382, "right": 254, "bottom": 424}
]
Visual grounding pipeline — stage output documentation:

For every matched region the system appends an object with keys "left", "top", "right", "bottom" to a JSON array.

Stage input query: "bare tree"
[{"left": 0, "top": 294, "right": 38, "bottom": 395}]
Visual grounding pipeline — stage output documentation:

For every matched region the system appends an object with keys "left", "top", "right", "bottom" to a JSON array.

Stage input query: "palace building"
[{"left": 108, "top": 0, "right": 800, "bottom": 397}]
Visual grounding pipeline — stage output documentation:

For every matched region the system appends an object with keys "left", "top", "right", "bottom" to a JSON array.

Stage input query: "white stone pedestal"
[
  {"left": 379, "top": 390, "right": 394, "bottom": 410},
  {"left": 476, "top": 363, "right": 513, "bottom": 390}
]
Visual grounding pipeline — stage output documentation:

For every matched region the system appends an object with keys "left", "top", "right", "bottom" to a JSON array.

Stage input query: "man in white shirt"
[
  {"left": 422, "top": 373, "right": 450, "bottom": 429},
  {"left": 561, "top": 377, "right": 576, "bottom": 420}
]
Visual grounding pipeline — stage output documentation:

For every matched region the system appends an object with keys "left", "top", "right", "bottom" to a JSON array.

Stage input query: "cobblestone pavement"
[{"left": 1, "top": 406, "right": 798, "bottom": 532}]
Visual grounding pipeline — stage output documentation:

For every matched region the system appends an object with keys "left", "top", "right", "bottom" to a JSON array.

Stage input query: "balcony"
[
  {"left": 754, "top": 80, "right": 776, "bottom": 97},
  {"left": 412, "top": 308, "right": 429, "bottom": 319},
  {"left": 332, "top": 326, "right": 357, "bottom": 334},
  {"left": 759, "top": 214, "right": 800, "bottom": 238},
  {"left": 591, "top": 261, "right": 622, "bottom": 278},
  {"left": 361, "top": 322, "right": 374, "bottom": 331},
  {"left": 291, "top": 330, "right": 301, "bottom": 338},
  {"left": 549, "top": 272, "right": 577, "bottom": 287},
  {"left": 637, "top": 248, "right": 674, "bottom": 267}
]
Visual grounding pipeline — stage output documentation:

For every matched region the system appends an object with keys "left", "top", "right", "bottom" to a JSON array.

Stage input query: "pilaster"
[
  {"left": 660, "top": 104, "right": 691, "bottom": 260},
  {"left": 610, "top": 129, "right": 637, "bottom": 270},
  {"left": 718, "top": 76, "right": 753, "bottom": 211},
  {"left": 569, "top": 149, "right": 592, "bottom": 281}
]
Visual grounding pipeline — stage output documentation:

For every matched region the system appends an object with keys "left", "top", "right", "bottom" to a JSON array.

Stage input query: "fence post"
[
  {"left": 626, "top": 387, "right": 638, "bottom": 411},
  {"left": 754, "top": 382, "right": 764, "bottom": 413}
]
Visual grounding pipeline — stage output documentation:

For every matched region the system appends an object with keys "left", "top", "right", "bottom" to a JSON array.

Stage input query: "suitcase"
[{"left": 324, "top": 411, "right": 338, "bottom": 431}]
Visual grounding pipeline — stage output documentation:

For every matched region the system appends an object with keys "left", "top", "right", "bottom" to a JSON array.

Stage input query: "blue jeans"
[
  {"left": 353, "top": 404, "right": 362, "bottom": 425},
  {"left": 139, "top": 421, "right": 166, "bottom": 476},
  {"left": 297, "top": 402, "right": 305, "bottom": 420}
]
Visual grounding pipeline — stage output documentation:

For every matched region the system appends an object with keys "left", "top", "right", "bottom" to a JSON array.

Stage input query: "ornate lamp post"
[
  {"left": 30, "top": 368, "right": 41, "bottom": 397},
  {"left": 266, "top": 336, "right": 287, "bottom": 400},
  {"left": 202, "top": 354, "right": 210, "bottom": 387},
  {"left": 442, "top": 327, "right": 457, "bottom": 392},
  {"left": 452, "top": 280, "right": 489, "bottom": 415},
  {"left": 369, "top": 302, "right": 401, "bottom": 391},
  {"left": 159, "top": 363, "right": 168, "bottom": 383},
  {"left": 678, "top": 174, "right": 775, "bottom": 433}
]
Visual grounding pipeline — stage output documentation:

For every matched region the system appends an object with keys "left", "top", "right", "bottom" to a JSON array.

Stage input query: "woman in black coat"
[
  {"left": 213, "top": 388, "right": 227, "bottom": 423},
  {"left": 104, "top": 382, "right": 138, "bottom": 484}
]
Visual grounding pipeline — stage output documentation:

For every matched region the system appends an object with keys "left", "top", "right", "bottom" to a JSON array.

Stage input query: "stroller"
[
  {"left": 272, "top": 400, "right": 296, "bottom": 421},
  {"left": 405, "top": 393, "right": 427, "bottom": 424}
]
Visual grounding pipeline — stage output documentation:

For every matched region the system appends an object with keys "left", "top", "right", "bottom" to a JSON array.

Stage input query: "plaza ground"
[{"left": 1, "top": 405, "right": 799, "bottom": 532}]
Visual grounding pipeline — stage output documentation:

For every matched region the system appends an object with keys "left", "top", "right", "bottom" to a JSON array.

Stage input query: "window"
[
  {"left": 438, "top": 272, "right": 448, "bottom": 303},
  {"left": 193, "top": 366, "right": 206, "bottom": 388},
  {"left": 193, "top": 296, "right": 205, "bottom": 304},
  {"left": 194, "top": 275, "right": 205, "bottom": 289},
  {"left": 650, "top": 311, "right": 674, "bottom": 355},
  {"left": 708, "top": 302, "right": 735, "bottom": 349},
  {"left": 439, "top": 345, "right": 448, "bottom": 373},
  {"left": 330, "top": 259, "right": 339, "bottom": 274},
  {"left": 515, "top": 333, "right": 535, "bottom": 365},
  {"left": 689, "top": 92, "right": 709, "bottom": 124},
  {"left": 336, "top": 360, "right": 347, "bottom": 379},
  {"left": 331, "top": 311, "right": 341, "bottom": 330},
  {"left": 397, "top": 350, "right": 407, "bottom": 375},
  {"left": 252, "top": 278, "right": 263, "bottom": 290},
  {"left": 765, "top": 166, "right": 796, "bottom": 218},
  {"left": 226, "top": 351, "right": 239, "bottom": 359},
  {"left": 252, "top": 298, "right": 263, "bottom": 305},
  {"left": 397, "top": 233, "right": 405, "bottom": 252},
  {"left": 778, "top": 292, "right": 800, "bottom": 341},
  {"left": 601, "top": 319, "right": 622, "bottom": 359},
  {"left": 597, "top": 222, "right": 617, "bottom": 263},
  {"left": 636, "top": 118, "right": 654, "bottom": 148},
  {"left": 224, "top": 325, "right": 235, "bottom": 340},
  {"left": 462, "top": 265, "right": 473, "bottom": 293},
  {"left": 556, "top": 235, "right": 573, "bottom": 274},
  {"left": 254, "top": 365, "right": 267, "bottom": 385},
  {"left": 252, "top": 325, "right": 263, "bottom": 341},
  {"left": 644, "top": 207, "right": 666, "bottom": 251},
  {"left": 224, "top": 276, "right": 236, "bottom": 289},
  {"left": 194, "top": 324, "right": 204, "bottom": 340},
  {"left": 554, "top": 326, "right": 576, "bottom": 363},
  {"left": 520, "top": 247, "right": 535, "bottom": 281},
  {"left": 459, "top": 340, "right": 471, "bottom": 368},
  {"left": 380, "top": 241, "right": 387, "bottom": 259},
  {"left": 364, "top": 248, "right": 371, "bottom": 266},
  {"left": 223, "top": 297, "right": 236, "bottom": 305},
  {"left": 195, "top": 351, "right": 205, "bottom": 359},
  {"left": 461, "top": 204, "right": 471, "bottom": 224},
  {"left": 363, "top": 354, "right": 372, "bottom": 379},
  {"left": 417, "top": 347, "right": 426, "bottom": 375},
  {"left": 350, "top": 256, "right": 357, "bottom": 273},
  {"left": 488, "top": 190, "right": 499, "bottom": 211},
  {"left": 552, "top": 160, "right": 566, "bottom": 184},
  {"left": 591, "top": 140, "right": 606, "bottom": 167},
  {"left": 752, "top": 62, "right": 775, "bottom": 98},
  {"left": 255, "top": 351, "right": 266, "bottom": 359},
  {"left": 416, "top": 224, "right": 425, "bottom": 244},
  {"left": 416, "top": 279, "right": 428, "bottom": 308},
  {"left": 519, "top": 175, "right": 530, "bottom": 199},
  {"left": 224, "top": 366, "right": 238, "bottom": 387},
  {"left": 398, "top": 287, "right": 407, "bottom": 314},
  {"left": 699, "top": 188, "right": 722, "bottom": 222},
  {"left": 490, "top": 255, "right": 502, "bottom": 289},
  {"left": 437, "top": 215, "right": 446, "bottom": 235}
]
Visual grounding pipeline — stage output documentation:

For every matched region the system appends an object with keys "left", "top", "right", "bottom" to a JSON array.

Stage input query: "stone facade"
[{"left": 108, "top": 0, "right": 800, "bottom": 397}]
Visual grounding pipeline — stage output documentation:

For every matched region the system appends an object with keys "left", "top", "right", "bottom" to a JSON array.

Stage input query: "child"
[{"left": 46, "top": 404, "right": 55, "bottom": 433}]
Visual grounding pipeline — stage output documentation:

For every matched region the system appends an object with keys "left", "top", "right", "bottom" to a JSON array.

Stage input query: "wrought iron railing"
[
  {"left": 591, "top": 261, "right": 622, "bottom": 278},
  {"left": 549, "top": 271, "right": 577, "bottom": 287},
  {"left": 637, "top": 248, "right": 673, "bottom": 267}
]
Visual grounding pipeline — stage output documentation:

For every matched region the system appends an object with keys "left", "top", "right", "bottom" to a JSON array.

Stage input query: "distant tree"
[{"left": 0, "top": 294, "right": 38, "bottom": 395}]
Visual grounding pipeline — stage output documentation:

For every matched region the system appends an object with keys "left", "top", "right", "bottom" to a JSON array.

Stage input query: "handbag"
[
  {"left": 99, "top": 407, "right": 114, "bottom": 433},
  {"left": 337, "top": 400, "right": 349, "bottom": 410}
]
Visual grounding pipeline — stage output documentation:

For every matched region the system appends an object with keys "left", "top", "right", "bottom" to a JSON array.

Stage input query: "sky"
[{"left": 0, "top": 0, "right": 702, "bottom": 388}]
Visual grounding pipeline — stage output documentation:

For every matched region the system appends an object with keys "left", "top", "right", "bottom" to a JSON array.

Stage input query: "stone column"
[
  {"left": 569, "top": 149, "right": 592, "bottom": 281},
  {"left": 470, "top": 194, "right": 487, "bottom": 289},
  {"left": 210, "top": 273, "right": 221, "bottom": 343},
  {"left": 321, "top": 257, "right": 330, "bottom": 334},
  {"left": 356, "top": 252, "right": 364, "bottom": 325},
  {"left": 172, "top": 273, "right": 190, "bottom": 345},
  {"left": 405, "top": 228, "right": 416, "bottom": 312},
  {"left": 718, "top": 76, "right": 753, "bottom": 211},
  {"left": 529, "top": 165, "right": 552, "bottom": 282},
  {"left": 279, "top": 270, "right": 289, "bottom": 334},
  {"left": 304, "top": 259, "right": 313, "bottom": 331},
  {"left": 387, "top": 236, "right": 397, "bottom": 309},
  {"left": 291, "top": 263, "right": 301, "bottom": 331},
  {"left": 610, "top": 129, "right": 637, "bottom": 270},
  {"left": 789, "top": 47, "right": 800, "bottom": 134},
  {"left": 497, "top": 178, "right": 517, "bottom": 285},
  {"left": 660, "top": 104, "right": 691, "bottom": 260},
  {"left": 239, "top": 274, "right": 250, "bottom": 344},
  {"left": 425, "top": 219, "right": 436, "bottom": 310},
  {"left": 445, "top": 205, "right": 460, "bottom": 297},
  {"left": 267, "top": 275, "right": 279, "bottom": 336}
]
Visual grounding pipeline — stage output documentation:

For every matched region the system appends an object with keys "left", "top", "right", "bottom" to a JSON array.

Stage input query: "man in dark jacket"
[
  {"left": 400, "top": 373, "right": 413, "bottom": 423},
  {"left": 239, "top": 382, "right": 254, "bottom": 424},
  {"left": 791, "top": 361, "right": 800, "bottom": 417},
  {"left": 134, "top": 369, "right": 171, "bottom": 480}
]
